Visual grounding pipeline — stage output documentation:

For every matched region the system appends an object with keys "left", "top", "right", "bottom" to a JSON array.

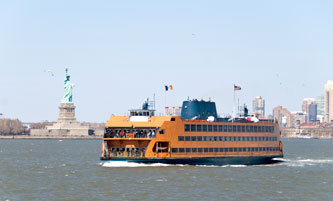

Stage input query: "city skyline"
[{"left": 1, "top": 1, "right": 333, "bottom": 122}]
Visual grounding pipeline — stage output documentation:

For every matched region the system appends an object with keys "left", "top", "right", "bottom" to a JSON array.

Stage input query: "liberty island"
[{"left": 30, "top": 69, "right": 103, "bottom": 138}]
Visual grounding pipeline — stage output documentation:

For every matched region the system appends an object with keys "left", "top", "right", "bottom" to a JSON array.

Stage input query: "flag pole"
[{"left": 233, "top": 85, "right": 235, "bottom": 122}]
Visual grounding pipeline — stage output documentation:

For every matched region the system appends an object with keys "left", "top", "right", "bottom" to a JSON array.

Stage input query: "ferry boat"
[{"left": 101, "top": 99, "right": 283, "bottom": 165}]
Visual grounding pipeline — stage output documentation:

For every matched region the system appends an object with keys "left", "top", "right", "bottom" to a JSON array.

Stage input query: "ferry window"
[
  {"left": 229, "top": 148, "right": 233, "bottom": 152},
  {"left": 219, "top": 125, "right": 223, "bottom": 132},
  {"left": 229, "top": 137, "right": 233, "bottom": 141},
  {"left": 214, "top": 125, "right": 218, "bottom": 132},
  {"left": 272, "top": 126, "right": 274, "bottom": 133},
  {"left": 185, "top": 125, "right": 190, "bottom": 132},
  {"left": 233, "top": 137, "right": 237, "bottom": 141},
  {"left": 255, "top": 147, "right": 259, "bottom": 152},
  {"left": 178, "top": 136, "right": 184, "bottom": 141},
  {"left": 214, "top": 148, "right": 219, "bottom": 152},
  {"left": 267, "top": 126, "right": 270, "bottom": 133},
  {"left": 224, "top": 137, "right": 228, "bottom": 141},
  {"left": 191, "top": 125, "right": 196, "bottom": 132},
  {"left": 159, "top": 129, "right": 165, "bottom": 134},
  {"left": 224, "top": 125, "right": 228, "bottom": 132},
  {"left": 171, "top": 148, "right": 178, "bottom": 153},
  {"left": 237, "top": 125, "right": 241, "bottom": 132},
  {"left": 258, "top": 137, "right": 262, "bottom": 141},
  {"left": 254, "top": 126, "right": 258, "bottom": 132},
  {"left": 224, "top": 148, "right": 228, "bottom": 152},
  {"left": 197, "top": 136, "right": 202, "bottom": 141},
  {"left": 191, "top": 136, "right": 197, "bottom": 141},
  {"left": 241, "top": 126, "right": 245, "bottom": 132},
  {"left": 209, "top": 148, "right": 214, "bottom": 152},
  {"left": 197, "top": 125, "right": 202, "bottom": 132},
  {"left": 179, "top": 148, "right": 185, "bottom": 153},
  {"left": 233, "top": 147, "right": 237, "bottom": 152},
  {"left": 246, "top": 126, "right": 250, "bottom": 132},
  {"left": 204, "top": 148, "right": 209, "bottom": 152},
  {"left": 247, "top": 137, "right": 250, "bottom": 141},
  {"left": 242, "top": 137, "right": 246, "bottom": 141},
  {"left": 233, "top": 125, "right": 236, "bottom": 132},
  {"left": 251, "top": 137, "right": 254, "bottom": 141},
  {"left": 202, "top": 136, "right": 207, "bottom": 141},
  {"left": 203, "top": 125, "right": 207, "bottom": 132},
  {"left": 192, "top": 148, "right": 197, "bottom": 153},
  {"left": 254, "top": 137, "right": 258, "bottom": 141},
  {"left": 251, "top": 148, "right": 255, "bottom": 152},
  {"left": 242, "top": 148, "right": 247, "bottom": 152},
  {"left": 219, "top": 136, "right": 224, "bottom": 141},
  {"left": 185, "top": 136, "right": 190, "bottom": 141},
  {"left": 250, "top": 126, "right": 253, "bottom": 132},
  {"left": 171, "top": 118, "right": 176, "bottom": 121},
  {"left": 198, "top": 148, "right": 203, "bottom": 153},
  {"left": 208, "top": 125, "right": 212, "bottom": 132},
  {"left": 258, "top": 126, "right": 262, "bottom": 132},
  {"left": 214, "top": 136, "right": 218, "bottom": 141},
  {"left": 209, "top": 136, "right": 214, "bottom": 141},
  {"left": 238, "top": 137, "right": 242, "bottom": 141},
  {"left": 186, "top": 148, "right": 191, "bottom": 153},
  {"left": 265, "top": 126, "right": 269, "bottom": 132},
  {"left": 228, "top": 125, "right": 232, "bottom": 132}
]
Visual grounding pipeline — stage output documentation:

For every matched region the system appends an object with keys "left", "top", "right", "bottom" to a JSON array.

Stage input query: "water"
[{"left": 0, "top": 139, "right": 332, "bottom": 201}]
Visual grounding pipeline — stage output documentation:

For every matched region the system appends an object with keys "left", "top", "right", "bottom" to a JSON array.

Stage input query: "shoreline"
[{"left": 0, "top": 135, "right": 103, "bottom": 140}]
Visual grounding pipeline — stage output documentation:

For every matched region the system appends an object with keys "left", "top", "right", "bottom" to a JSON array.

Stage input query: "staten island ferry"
[{"left": 101, "top": 99, "right": 283, "bottom": 165}]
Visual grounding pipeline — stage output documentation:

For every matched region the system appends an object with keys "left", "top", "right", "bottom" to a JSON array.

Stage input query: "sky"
[{"left": 1, "top": 0, "right": 333, "bottom": 123}]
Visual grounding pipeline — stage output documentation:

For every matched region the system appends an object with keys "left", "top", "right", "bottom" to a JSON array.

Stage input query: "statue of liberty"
[{"left": 61, "top": 68, "right": 74, "bottom": 104}]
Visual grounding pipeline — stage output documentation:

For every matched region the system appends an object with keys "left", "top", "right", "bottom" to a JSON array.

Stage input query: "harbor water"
[{"left": 0, "top": 139, "right": 332, "bottom": 201}]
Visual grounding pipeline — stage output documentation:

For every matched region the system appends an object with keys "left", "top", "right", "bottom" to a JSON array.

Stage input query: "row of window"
[
  {"left": 171, "top": 147, "right": 280, "bottom": 153},
  {"left": 178, "top": 136, "right": 278, "bottom": 142},
  {"left": 184, "top": 124, "right": 274, "bottom": 133}
]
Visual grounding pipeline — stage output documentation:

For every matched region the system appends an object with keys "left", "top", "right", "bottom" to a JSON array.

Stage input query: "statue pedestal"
[
  {"left": 57, "top": 103, "right": 77, "bottom": 123},
  {"left": 45, "top": 103, "right": 89, "bottom": 132}
]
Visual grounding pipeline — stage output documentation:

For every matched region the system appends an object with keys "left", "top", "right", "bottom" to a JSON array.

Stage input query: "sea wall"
[{"left": 282, "top": 128, "right": 333, "bottom": 139}]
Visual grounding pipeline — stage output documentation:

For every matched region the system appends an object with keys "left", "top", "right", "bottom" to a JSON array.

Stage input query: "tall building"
[
  {"left": 252, "top": 96, "right": 265, "bottom": 118},
  {"left": 308, "top": 103, "right": 317, "bottom": 122},
  {"left": 273, "top": 106, "right": 292, "bottom": 128},
  {"left": 324, "top": 80, "right": 333, "bottom": 122},
  {"left": 316, "top": 94, "right": 324, "bottom": 116},
  {"left": 301, "top": 98, "right": 316, "bottom": 122}
]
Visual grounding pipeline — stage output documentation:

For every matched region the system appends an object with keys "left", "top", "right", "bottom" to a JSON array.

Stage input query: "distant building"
[
  {"left": 273, "top": 106, "right": 292, "bottom": 128},
  {"left": 301, "top": 98, "right": 316, "bottom": 122},
  {"left": 291, "top": 112, "right": 307, "bottom": 128},
  {"left": 164, "top": 106, "right": 182, "bottom": 116},
  {"left": 308, "top": 103, "right": 317, "bottom": 122},
  {"left": 324, "top": 80, "right": 333, "bottom": 122},
  {"left": 316, "top": 94, "right": 324, "bottom": 116},
  {"left": 252, "top": 96, "right": 265, "bottom": 118}
]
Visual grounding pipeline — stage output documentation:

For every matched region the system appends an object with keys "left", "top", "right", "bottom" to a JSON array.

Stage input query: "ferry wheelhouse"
[{"left": 101, "top": 99, "right": 283, "bottom": 165}]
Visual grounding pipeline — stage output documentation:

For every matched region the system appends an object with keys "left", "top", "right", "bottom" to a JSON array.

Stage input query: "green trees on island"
[{"left": 0, "top": 119, "right": 25, "bottom": 135}]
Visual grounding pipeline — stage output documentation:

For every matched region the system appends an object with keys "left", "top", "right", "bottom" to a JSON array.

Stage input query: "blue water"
[{"left": 0, "top": 139, "right": 332, "bottom": 201}]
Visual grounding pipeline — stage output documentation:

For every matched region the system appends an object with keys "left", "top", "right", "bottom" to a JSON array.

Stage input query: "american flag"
[{"left": 234, "top": 85, "right": 241, "bottom": 91}]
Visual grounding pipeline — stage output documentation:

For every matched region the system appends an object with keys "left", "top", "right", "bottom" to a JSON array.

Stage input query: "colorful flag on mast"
[
  {"left": 164, "top": 85, "right": 173, "bottom": 91},
  {"left": 234, "top": 85, "right": 241, "bottom": 91}
]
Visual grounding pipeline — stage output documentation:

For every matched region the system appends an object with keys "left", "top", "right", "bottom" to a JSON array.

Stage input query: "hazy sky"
[{"left": 1, "top": 0, "right": 333, "bottom": 122}]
